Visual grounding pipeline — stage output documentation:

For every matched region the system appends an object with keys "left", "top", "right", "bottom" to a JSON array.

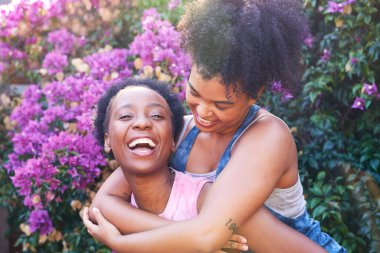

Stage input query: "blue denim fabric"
[
  {"left": 268, "top": 208, "right": 346, "bottom": 253},
  {"left": 170, "top": 104, "right": 346, "bottom": 252}
]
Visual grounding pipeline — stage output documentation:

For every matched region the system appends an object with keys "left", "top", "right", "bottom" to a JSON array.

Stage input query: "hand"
[
  {"left": 216, "top": 234, "right": 249, "bottom": 253},
  {"left": 82, "top": 206, "right": 122, "bottom": 247}
]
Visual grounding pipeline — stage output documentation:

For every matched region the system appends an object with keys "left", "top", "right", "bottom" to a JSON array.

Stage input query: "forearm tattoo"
[{"left": 225, "top": 218, "right": 238, "bottom": 234}]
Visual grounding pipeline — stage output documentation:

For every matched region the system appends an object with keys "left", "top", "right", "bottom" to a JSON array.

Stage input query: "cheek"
[{"left": 108, "top": 123, "right": 128, "bottom": 144}]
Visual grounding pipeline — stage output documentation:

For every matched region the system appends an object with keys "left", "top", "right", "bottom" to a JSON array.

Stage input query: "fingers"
[
  {"left": 221, "top": 233, "right": 248, "bottom": 251},
  {"left": 82, "top": 207, "right": 98, "bottom": 233},
  {"left": 222, "top": 240, "right": 249, "bottom": 251},
  {"left": 92, "top": 207, "right": 106, "bottom": 224},
  {"left": 230, "top": 234, "right": 247, "bottom": 244},
  {"left": 82, "top": 206, "right": 89, "bottom": 220}
]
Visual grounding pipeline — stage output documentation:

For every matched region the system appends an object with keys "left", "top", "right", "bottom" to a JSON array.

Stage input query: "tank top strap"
[
  {"left": 215, "top": 105, "right": 260, "bottom": 176},
  {"left": 169, "top": 125, "right": 200, "bottom": 173}
]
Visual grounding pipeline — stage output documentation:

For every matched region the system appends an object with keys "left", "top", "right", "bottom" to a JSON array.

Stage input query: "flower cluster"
[
  {"left": 326, "top": 0, "right": 355, "bottom": 14},
  {"left": 47, "top": 29, "right": 86, "bottom": 55},
  {"left": 351, "top": 82, "right": 378, "bottom": 110},
  {"left": 5, "top": 2, "right": 191, "bottom": 245},
  {"left": 271, "top": 81, "right": 294, "bottom": 102},
  {"left": 7, "top": 77, "right": 109, "bottom": 233},
  {"left": 84, "top": 48, "right": 131, "bottom": 80},
  {"left": 128, "top": 8, "right": 191, "bottom": 99},
  {"left": 0, "top": 0, "right": 130, "bottom": 84}
]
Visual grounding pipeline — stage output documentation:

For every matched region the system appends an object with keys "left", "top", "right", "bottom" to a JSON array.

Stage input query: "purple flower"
[
  {"left": 326, "top": 0, "right": 355, "bottom": 13},
  {"left": 42, "top": 51, "right": 68, "bottom": 75},
  {"left": 327, "top": 1, "right": 344, "bottom": 13},
  {"left": 350, "top": 57, "right": 358, "bottom": 64},
  {"left": 0, "top": 61, "right": 6, "bottom": 74},
  {"left": 25, "top": 36, "right": 38, "bottom": 45},
  {"left": 28, "top": 210, "right": 53, "bottom": 235},
  {"left": 271, "top": 81, "right": 294, "bottom": 102},
  {"left": 47, "top": 29, "right": 85, "bottom": 54},
  {"left": 271, "top": 81, "right": 283, "bottom": 93},
  {"left": 351, "top": 97, "right": 365, "bottom": 110},
  {"left": 128, "top": 8, "right": 191, "bottom": 88},
  {"left": 168, "top": 0, "right": 181, "bottom": 10},
  {"left": 363, "top": 83, "right": 378, "bottom": 96},
  {"left": 321, "top": 49, "right": 331, "bottom": 62},
  {"left": 84, "top": 49, "right": 130, "bottom": 79},
  {"left": 281, "top": 90, "right": 294, "bottom": 102},
  {"left": 304, "top": 36, "right": 314, "bottom": 48}
]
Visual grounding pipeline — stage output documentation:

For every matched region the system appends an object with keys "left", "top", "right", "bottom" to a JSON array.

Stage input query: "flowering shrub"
[
  {"left": 128, "top": 8, "right": 191, "bottom": 99},
  {"left": 261, "top": 0, "right": 379, "bottom": 252},
  {"left": 0, "top": 0, "right": 133, "bottom": 85},
  {"left": 1, "top": 0, "right": 189, "bottom": 251}
]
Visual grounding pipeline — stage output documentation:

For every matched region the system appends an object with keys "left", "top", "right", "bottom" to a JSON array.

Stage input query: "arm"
[
  {"left": 89, "top": 167, "right": 172, "bottom": 234},
  {"left": 86, "top": 119, "right": 322, "bottom": 252}
]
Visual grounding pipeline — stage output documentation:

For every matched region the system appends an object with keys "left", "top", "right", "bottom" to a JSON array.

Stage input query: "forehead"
[
  {"left": 188, "top": 67, "right": 244, "bottom": 101},
  {"left": 111, "top": 86, "right": 170, "bottom": 110}
]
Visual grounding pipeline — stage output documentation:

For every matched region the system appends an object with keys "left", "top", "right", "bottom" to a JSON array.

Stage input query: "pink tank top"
[{"left": 131, "top": 169, "right": 211, "bottom": 221}]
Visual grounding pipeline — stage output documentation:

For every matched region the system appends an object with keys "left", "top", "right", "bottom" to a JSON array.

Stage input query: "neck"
[{"left": 122, "top": 166, "right": 174, "bottom": 215}]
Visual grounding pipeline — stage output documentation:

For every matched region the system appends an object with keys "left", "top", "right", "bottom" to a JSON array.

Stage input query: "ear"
[{"left": 104, "top": 133, "right": 111, "bottom": 153}]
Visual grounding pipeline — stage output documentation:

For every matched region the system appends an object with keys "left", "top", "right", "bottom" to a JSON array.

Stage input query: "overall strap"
[
  {"left": 215, "top": 105, "right": 260, "bottom": 177},
  {"left": 169, "top": 126, "right": 200, "bottom": 173}
]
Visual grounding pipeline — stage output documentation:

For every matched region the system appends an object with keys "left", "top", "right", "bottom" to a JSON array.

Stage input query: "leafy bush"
[{"left": 260, "top": 0, "right": 380, "bottom": 252}]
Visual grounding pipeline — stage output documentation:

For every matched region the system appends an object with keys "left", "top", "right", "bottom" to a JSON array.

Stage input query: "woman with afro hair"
[{"left": 84, "top": 0, "right": 345, "bottom": 252}]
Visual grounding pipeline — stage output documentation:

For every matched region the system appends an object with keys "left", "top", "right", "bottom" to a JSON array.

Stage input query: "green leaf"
[
  {"left": 310, "top": 197, "right": 321, "bottom": 209},
  {"left": 323, "top": 140, "right": 334, "bottom": 151},
  {"left": 312, "top": 205, "right": 327, "bottom": 218},
  {"left": 317, "top": 171, "right": 326, "bottom": 180},
  {"left": 370, "top": 159, "right": 379, "bottom": 170}
]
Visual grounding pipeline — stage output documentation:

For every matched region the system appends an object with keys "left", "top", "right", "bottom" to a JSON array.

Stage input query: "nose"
[
  {"left": 196, "top": 102, "right": 213, "bottom": 119},
  {"left": 132, "top": 115, "right": 152, "bottom": 130}
]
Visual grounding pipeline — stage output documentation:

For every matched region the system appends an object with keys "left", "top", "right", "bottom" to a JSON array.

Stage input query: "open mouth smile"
[
  {"left": 196, "top": 114, "right": 218, "bottom": 127},
  {"left": 127, "top": 137, "right": 157, "bottom": 156}
]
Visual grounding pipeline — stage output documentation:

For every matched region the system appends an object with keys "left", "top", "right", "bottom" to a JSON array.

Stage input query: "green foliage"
[{"left": 260, "top": 1, "right": 380, "bottom": 252}]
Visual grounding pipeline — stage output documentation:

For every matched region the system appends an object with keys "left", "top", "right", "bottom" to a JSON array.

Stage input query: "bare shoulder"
[
  {"left": 235, "top": 109, "right": 295, "bottom": 149},
  {"left": 230, "top": 109, "right": 298, "bottom": 185}
]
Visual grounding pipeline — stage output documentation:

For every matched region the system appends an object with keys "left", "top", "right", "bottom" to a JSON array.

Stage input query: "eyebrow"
[
  {"left": 187, "top": 81, "right": 234, "bottom": 104},
  {"left": 115, "top": 103, "right": 167, "bottom": 113}
]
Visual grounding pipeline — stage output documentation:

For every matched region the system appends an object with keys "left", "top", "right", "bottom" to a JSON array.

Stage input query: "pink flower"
[
  {"left": 42, "top": 51, "right": 68, "bottom": 75},
  {"left": 363, "top": 83, "right": 377, "bottom": 96},
  {"left": 304, "top": 36, "right": 314, "bottom": 48},
  {"left": 168, "top": 0, "right": 181, "bottom": 10},
  {"left": 351, "top": 97, "right": 365, "bottom": 110},
  {"left": 326, "top": 0, "right": 355, "bottom": 13},
  {"left": 271, "top": 81, "right": 283, "bottom": 93},
  {"left": 28, "top": 210, "right": 53, "bottom": 235},
  {"left": 321, "top": 49, "right": 331, "bottom": 62},
  {"left": 327, "top": 1, "right": 344, "bottom": 13},
  {"left": 350, "top": 57, "right": 358, "bottom": 64}
]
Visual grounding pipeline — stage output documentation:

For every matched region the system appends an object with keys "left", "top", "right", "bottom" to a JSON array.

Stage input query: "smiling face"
[
  {"left": 186, "top": 66, "right": 256, "bottom": 135},
  {"left": 104, "top": 86, "right": 175, "bottom": 175}
]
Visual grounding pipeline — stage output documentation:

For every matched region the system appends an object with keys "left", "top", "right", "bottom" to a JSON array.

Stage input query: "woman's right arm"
[{"left": 89, "top": 167, "right": 171, "bottom": 234}]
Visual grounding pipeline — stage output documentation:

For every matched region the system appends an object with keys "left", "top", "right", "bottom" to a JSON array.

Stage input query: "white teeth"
[
  {"left": 128, "top": 138, "right": 156, "bottom": 148},
  {"left": 198, "top": 116, "right": 214, "bottom": 124}
]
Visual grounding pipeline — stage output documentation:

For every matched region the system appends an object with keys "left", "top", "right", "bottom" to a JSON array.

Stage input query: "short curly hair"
[
  {"left": 94, "top": 78, "right": 184, "bottom": 150},
  {"left": 178, "top": 0, "right": 309, "bottom": 98}
]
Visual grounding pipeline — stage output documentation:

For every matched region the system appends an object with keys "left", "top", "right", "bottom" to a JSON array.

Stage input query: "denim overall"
[{"left": 170, "top": 105, "right": 346, "bottom": 253}]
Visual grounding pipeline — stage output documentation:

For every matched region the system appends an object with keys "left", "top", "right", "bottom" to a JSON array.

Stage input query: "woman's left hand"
[
  {"left": 82, "top": 206, "right": 121, "bottom": 247},
  {"left": 216, "top": 233, "right": 249, "bottom": 253}
]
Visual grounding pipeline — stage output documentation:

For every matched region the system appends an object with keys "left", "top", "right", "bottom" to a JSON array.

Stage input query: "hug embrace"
[{"left": 82, "top": 0, "right": 346, "bottom": 252}]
